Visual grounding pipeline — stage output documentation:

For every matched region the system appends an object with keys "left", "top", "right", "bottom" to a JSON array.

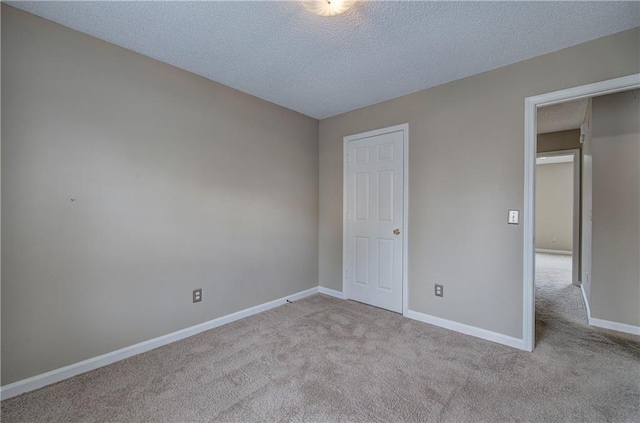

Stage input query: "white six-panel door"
[{"left": 345, "top": 129, "right": 404, "bottom": 313}]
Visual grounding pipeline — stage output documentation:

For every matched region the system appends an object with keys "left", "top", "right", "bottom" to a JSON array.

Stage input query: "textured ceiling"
[
  {"left": 537, "top": 98, "right": 589, "bottom": 134},
  {"left": 8, "top": 1, "right": 640, "bottom": 119}
]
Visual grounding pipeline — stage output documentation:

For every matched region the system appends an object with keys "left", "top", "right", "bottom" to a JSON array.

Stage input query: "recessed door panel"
[
  {"left": 355, "top": 147, "right": 370, "bottom": 165},
  {"left": 355, "top": 236, "right": 369, "bottom": 286},
  {"left": 378, "top": 171, "right": 393, "bottom": 222},
  {"left": 378, "top": 143, "right": 394, "bottom": 161},
  {"left": 377, "top": 239, "right": 394, "bottom": 290},
  {"left": 355, "top": 173, "right": 369, "bottom": 221}
]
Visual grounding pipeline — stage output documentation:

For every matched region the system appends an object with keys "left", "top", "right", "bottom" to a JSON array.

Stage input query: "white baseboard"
[
  {"left": 578, "top": 284, "right": 639, "bottom": 336},
  {"left": 589, "top": 317, "right": 640, "bottom": 336},
  {"left": 536, "top": 248, "right": 572, "bottom": 255},
  {"left": 580, "top": 283, "right": 592, "bottom": 321},
  {"left": 0, "top": 287, "right": 319, "bottom": 400},
  {"left": 318, "top": 286, "right": 345, "bottom": 299},
  {"left": 404, "top": 309, "right": 525, "bottom": 350}
]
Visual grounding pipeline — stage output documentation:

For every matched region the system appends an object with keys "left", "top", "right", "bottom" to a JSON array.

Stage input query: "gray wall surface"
[
  {"left": 590, "top": 90, "right": 640, "bottom": 327},
  {"left": 1, "top": 5, "right": 319, "bottom": 385},
  {"left": 537, "top": 130, "right": 581, "bottom": 153},
  {"left": 581, "top": 100, "right": 594, "bottom": 303},
  {"left": 536, "top": 162, "right": 574, "bottom": 251},
  {"left": 319, "top": 28, "right": 640, "bottom": 339}
]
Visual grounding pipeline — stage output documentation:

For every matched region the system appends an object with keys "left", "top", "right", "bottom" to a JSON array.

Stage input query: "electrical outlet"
[
  {"left": 193, "top": 288, "right": 202, "bottom": 303},
  {"left": 435, "top": 284, "right": 444, "bottom": 297}
]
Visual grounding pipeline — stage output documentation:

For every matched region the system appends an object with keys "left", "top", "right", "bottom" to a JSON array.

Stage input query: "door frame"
[
  {"left": 522, "top": 73, "right": 640, "bottom": 352},
  {"left": 535, "top": 148, "right": 580, "bottom": 286},
  {"left": 343, "top": 123, "right": 409, "bottom": 315}
]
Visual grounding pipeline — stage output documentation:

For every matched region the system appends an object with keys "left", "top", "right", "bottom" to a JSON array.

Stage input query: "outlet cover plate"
[{"left": 193, "top": 288, "right": 202, "bottom": 303}]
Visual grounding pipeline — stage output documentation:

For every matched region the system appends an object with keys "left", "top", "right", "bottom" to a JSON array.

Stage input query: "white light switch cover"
[{"left": 508, "top": 210, "right": 519, "bottom": 224}]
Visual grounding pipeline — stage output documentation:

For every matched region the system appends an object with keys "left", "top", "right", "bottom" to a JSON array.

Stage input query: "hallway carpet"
[
  {"left": 535, "top": 252, "right": 588, "bottom": 328},
  {"left": 2, "top": 292, "right": 639, "bottom": 422}
]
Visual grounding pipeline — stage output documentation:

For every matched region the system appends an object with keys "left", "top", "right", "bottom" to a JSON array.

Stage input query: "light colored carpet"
[
  {"left": 535, "top": 252, "right": 588, "bottom": 337},
  {"left": 2, "top": 290, "right": 640, "bottom": 422}
]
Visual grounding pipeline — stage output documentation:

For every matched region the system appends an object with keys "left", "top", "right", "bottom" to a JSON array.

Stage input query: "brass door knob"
[{"left": 393, "top": 228, "right": 401, "bottom": 235}]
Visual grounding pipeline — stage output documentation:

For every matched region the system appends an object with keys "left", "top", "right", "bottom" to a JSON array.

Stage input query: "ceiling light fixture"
[{"left": 302, "top": 0, "right": 356, "bottom": 16}]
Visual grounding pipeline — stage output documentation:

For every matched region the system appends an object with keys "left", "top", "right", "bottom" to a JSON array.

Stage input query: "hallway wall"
[
  {"left": 536, "top": 162, "right": 574, "bottom": 251},
  {"left": 589, "top": 90, "right": 640, "bottom": 327}
]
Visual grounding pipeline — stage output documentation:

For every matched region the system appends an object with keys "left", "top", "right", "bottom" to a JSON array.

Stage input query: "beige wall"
[
  {"left": 581, "top": 100, "right": 594, "bottom": 303},
  {"left": 537, "top": 129, "right": 581, "bottom": 153},
  {"left": 1, "top": 5, "right": 319, "bottom": 385},
  {"left": 590, "top": 91, "right": 639, "bottom": 327},
  {"left": 535, "top": 162, "right": 574, "bottom": 251},
  {"left": 319, "top": 28, "right": 640, "bottom": 339}
]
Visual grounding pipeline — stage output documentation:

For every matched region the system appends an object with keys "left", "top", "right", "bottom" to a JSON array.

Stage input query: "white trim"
[
  {"left": 589, "top": 318, "right": 640, "bottom": 336},
  {"left": 536, "top": 155, "right": 573, "bottom": 165},
  {"left": 535, "top": 249, "right": 572, "bottom": 255},
  {"left": 0, "top": 287, "right": 319, "bottom": 400},
  {"left": 343, "top": 132, "right": 349, "bottom": 301},
  {"left": 523, "top": 73, "right": 640, "bottom": 352},
  {"left": 580, "top": 284, "right": 640, "bottom": 336},
  {"left": 318, "top": 286, "right": 345, "bottom": 299},
  {"left": 402, "top": 125, "right": 409, "bottom": 316},
  {"left": 342, "top": 123, "right": 409, "bottom": 315},
  {"left": 580, "top": 283, "right": 591, "bottom": 321},
  {"left": 523, "top": 96, "right": 537, "bottom": 352},
  {"left": 405, "top": 309, "right": 525, "bottom": 350}
]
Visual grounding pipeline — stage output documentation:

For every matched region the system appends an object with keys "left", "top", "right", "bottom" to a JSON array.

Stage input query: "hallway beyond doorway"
[{"left": 535, "top": 253, "right": 588, "bottom": 334}]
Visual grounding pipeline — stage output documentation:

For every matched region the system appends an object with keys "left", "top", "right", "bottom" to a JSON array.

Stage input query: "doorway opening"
[
  {"left": 523, "top": 74, "right": 640, "bottom": 351},
  {"left": 535, "top": 141, "right": 585, "bottom": 340}
]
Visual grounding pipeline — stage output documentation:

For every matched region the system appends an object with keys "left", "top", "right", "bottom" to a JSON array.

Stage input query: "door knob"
[{"left": 393, "top": 228, "right": 401, "bottom": 235}]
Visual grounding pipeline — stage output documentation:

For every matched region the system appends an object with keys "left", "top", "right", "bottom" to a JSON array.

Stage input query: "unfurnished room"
[{"left": 1, "top": 1, "right": 640, "bottom": 422}]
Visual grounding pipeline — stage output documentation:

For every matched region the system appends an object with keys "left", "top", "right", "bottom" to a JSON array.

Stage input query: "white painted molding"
[
  {"left": 526, "top": 74, "right": 640, "bottom": 108},
  {"left": 0, "top": 287, "right": 319, "bottom": 400},
  {"left": 578, "top": 284, "right": 639, "bottom": 336},
  {"left": 536, "top": 155, "right": 573, "bottom": 165},
  {"left": 535, "top": 248, "right": 572, "bottom": 255},
  {"left": 522, "top": 94, "right": 536, "bottom": 352},
  {"left": 580, "top": 283, "right": 592, "bottom": 322},
  {"left": 318, "top": 286, "right": 346, "bottom": 299},
  {"left": 589, "top": 318, "right": 640, "bottom": 336},
  {"left": 522, "top": 73, "right": 640, "bottom": 353},
  {"left": 405, "top": 309, "right": 525, "bottom": 350},
  {"left": 402, "top": 125, "right": 410, "bottom": 317}
]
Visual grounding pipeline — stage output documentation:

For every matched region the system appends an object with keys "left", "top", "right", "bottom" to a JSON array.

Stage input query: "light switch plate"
[{"left": 508, "top": 210, "right": 520, "bottom": 225}]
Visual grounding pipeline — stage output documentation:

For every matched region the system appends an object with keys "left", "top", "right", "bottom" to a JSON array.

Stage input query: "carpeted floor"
[
  {"left": 535, "top": 252, "right": 588, "bottom": 336},
  {"left": 2, "top": 278, "right": 639, "bottom": 421}
]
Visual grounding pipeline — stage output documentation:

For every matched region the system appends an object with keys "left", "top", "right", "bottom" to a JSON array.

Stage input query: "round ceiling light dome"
[{"left": 302, "top": 0, "right": 356, "bottom": 16}]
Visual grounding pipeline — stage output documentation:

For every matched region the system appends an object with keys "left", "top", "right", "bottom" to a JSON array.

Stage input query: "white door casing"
[
  {"left": 343, "top": 125, "right": 407, "bottom": 313},
  {"left": 523, "top": 73, "right": 640, "bottom": 351}
]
